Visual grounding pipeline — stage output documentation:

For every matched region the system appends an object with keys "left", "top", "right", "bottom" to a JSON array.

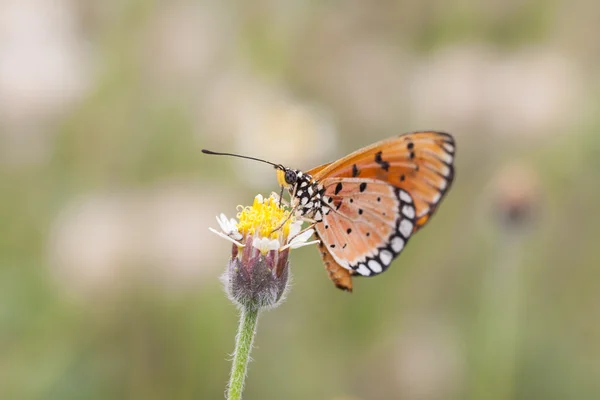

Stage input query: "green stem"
[{"left": 227, "top": 306, "right": 260, "bottom": 400}]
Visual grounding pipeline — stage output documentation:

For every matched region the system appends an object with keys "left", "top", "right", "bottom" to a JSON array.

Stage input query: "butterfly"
[{"left": 204, "top": 131, "right": 455, "bottom": 291}]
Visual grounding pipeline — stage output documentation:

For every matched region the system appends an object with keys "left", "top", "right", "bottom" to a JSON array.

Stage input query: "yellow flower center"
[{"left": 236, "top": 196, "right": 293, "bottom": 240}]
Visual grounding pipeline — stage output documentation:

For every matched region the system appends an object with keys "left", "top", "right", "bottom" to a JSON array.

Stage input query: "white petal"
[
  {"left": 208, "top": 227, "right": 244, "bottom": 246},
  {"left": 266, "top": 239, "right": 280, "bottom": 251},
  {"left": 252, "top": 237, "right": 265, "bottom": 249},
  {"left": 289, "top": 228, "right": 314, "bottom": 246},
  {"left": 217, "top": 213, "right": 238, "bottom": 235},
  {"left": 230, "top": 231, "right": 243, "bottom": 241},
  {"left": 216, "top": 213, "right": 229, "bottom": 232},
  {"left": 288, "top": 221, "right": 302, "bottom": 239},
  {"left": 288, "top": 239, "right": 320, "bottom": 250},
  {"left": 269, "top": 192, "right": 280, "bottom": 202},
  {"left": 252, "top": 237, "right": 280, "bottom": 253},
  {"left": 281, "top": 228, "right": 319, "bottom": 251},
  {"left": 215, "top": 213, "right": 241, "bottom": 239}
]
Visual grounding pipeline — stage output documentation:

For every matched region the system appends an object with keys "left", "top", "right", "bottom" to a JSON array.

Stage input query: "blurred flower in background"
[
  {"left": 410, "top": 44, "right": 584, "bottom": 141},
  {"left": 305, "top": 38, "right": 412, "bottom": 133},
  {"left": 488, "top": 161, "right": 542, "bottom": 232},
  {"left": 0, "top": 0, "right": 91, "bottom": 165},
  {"left": 140, "top": 1, "right": 234, "bottom": 94},
  {"left": 200, "top": 71, "right": 338, "bottom": 186},
  {"left": 49, "top": 183, "right": 238, "bottom": 299}
]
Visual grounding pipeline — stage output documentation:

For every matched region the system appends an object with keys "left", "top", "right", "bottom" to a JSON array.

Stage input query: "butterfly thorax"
[{"left": 279, "top": 169, "right": 329, "bottom": 222}]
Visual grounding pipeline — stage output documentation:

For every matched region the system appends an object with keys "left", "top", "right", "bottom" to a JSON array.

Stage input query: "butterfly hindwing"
[
  {"left": 315, "top": 178, "right": 417, "bottom": 277},
  {"left": 308, "top": 131, "right": 454, "bottom": 231},
  {"left": 315, "top": 231, "right": 354, "bottom": 292}
]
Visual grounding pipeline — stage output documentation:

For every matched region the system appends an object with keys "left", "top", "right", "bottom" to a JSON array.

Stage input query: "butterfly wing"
[
  {"left": 315, "top": 231, "right": 354, "bottom": 292},
  {"left": 315, "top": 178, "right": 417, "bottom": 277},
  {"left": 306, "top": 161, "right": 332, "bottom": 176},
  {"left": 310, "top": 131, "right": 455, "bottom": 231}
]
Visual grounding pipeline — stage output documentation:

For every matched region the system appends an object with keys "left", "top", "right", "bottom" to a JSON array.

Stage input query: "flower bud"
[{"left": 223, "top": 238, "right": 290, "bottom": 309}]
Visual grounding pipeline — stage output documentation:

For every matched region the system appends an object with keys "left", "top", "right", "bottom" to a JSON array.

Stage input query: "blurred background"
[{"left": 1, "top": 0, "right": 599, "bottom": 399}]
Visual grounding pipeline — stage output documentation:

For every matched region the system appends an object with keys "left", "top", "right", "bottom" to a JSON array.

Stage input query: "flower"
[
  {"left": 486, "top": 162, "right": 541, "bottom": 233},
  {"left": 210, "top": 194, "right": 319, "bottom": 309}
]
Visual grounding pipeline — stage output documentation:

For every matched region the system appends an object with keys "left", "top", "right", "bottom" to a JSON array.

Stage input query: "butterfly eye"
[{"left": 284, "top": 170, "right": 298, "bottom": 185}]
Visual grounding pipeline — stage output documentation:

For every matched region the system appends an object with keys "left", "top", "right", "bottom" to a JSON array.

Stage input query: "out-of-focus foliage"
[{"left": 1, "top": 0, "right": 599, "bottom": 399}]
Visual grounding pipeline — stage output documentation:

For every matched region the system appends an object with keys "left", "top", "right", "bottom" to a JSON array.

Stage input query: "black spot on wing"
[
  {"left": 374, "top": 151, "right": 390, "bottom": 171},
  {"left": 335, "top": 182, "right": 343, "bottom": 195}
]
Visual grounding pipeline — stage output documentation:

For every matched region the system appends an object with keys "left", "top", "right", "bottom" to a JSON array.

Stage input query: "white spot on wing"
[
  {"left": 431, "top": 192, "right": 441, "bottom": 204},
  {"left": 440, "top": 153, "right": 453, "bottom": 164},
  {"left": 443, "top": 143, "right": 455, "bottom": 153},
  {"left": 440, "top": 165, "right": 451, "bottom": 177},
  {"left": 301, "top": 197, "right": 308, "bottom": 205},
  {"left": 368, "top": 260, "right": 382, "bottom": 273},
  {"left": 402, "top": 205, "right": 415, "bottom": 219},
  {"left": 391, "top": 236, "right": 405, "bottom": 253},
  {"left": 356, "top": 264, "right": 371, "bottom": 276},
  {"left": 380, "top": 249, "right": 393, "bottom": 266},
  {"left": 399, "top": 190, "right": 412, "bottom": 204},
  {"left": 399, "top": 219, "right": 413, "bottom": 238}
]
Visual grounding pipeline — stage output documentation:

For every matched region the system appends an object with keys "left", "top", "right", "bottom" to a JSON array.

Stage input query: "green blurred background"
[{"left": 1, "top": 0, "right": 600, "bottom": 399}]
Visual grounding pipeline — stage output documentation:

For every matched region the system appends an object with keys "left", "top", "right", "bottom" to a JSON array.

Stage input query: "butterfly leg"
[
  {"left": 277, "top": 186, "right": 285, "bottom": 207},
  {"left": 270, "top": 191, "right": 290, "bottom": 207},
  {"left": 269, "top": 204, "right": 299, "bottom": 236}
]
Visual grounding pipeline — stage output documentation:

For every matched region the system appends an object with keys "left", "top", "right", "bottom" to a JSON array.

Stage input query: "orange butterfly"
[{"left": 204, "top": 131, "right": 455, "bottom": 291}]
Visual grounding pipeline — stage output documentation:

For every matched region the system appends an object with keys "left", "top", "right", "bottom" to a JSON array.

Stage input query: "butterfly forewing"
[
  {"left": 307, "top": 131, "right": 455, "bottom": 231},
  {"left": 315, "top": 178, "right": 417, "bottom": 277}
]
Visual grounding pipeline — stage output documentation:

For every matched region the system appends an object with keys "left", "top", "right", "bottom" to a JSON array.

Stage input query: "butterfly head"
[
  {"left": 275, "top": 166, "right": 299, "bottom": 189},
  {"left": 276, "top": 166, "right": 325, "bottom": 220}
]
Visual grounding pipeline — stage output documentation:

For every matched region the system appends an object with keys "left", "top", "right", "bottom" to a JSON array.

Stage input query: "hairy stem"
[{"left": 227, "top": 306, "right": 259, "bottom": 400}]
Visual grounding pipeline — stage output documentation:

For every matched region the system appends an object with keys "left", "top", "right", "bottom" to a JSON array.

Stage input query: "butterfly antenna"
[{"left": 201, "top": 149, "right": 284, "bottom": 169}]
